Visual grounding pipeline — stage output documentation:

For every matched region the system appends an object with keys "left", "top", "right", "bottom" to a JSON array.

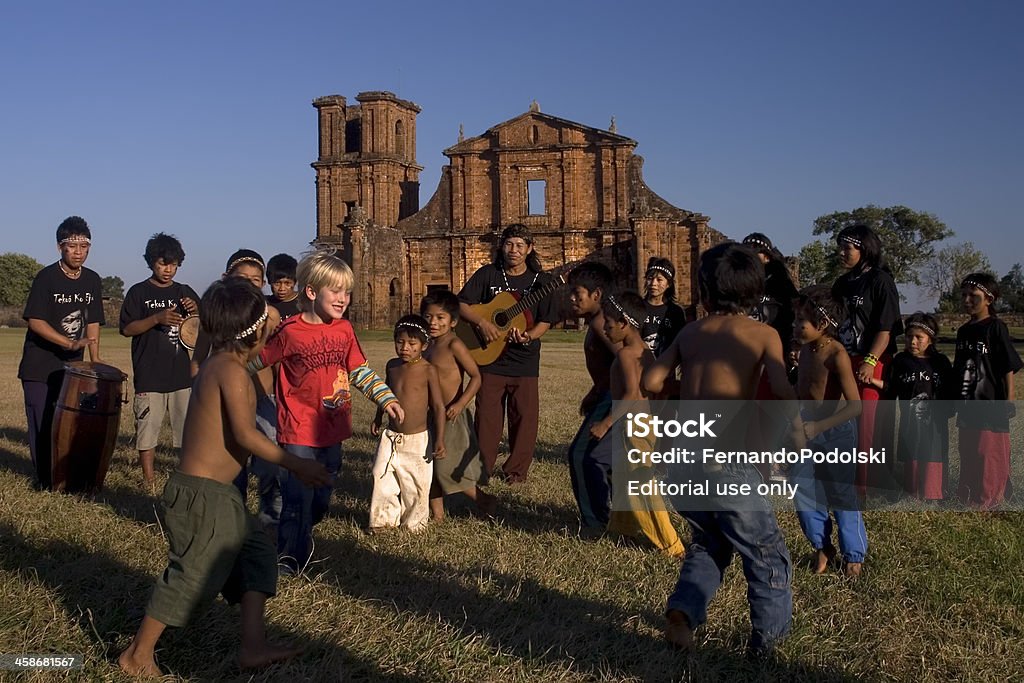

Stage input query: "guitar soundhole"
[{"left": 494, "top": 312, "right": 509, "bottom": 327}]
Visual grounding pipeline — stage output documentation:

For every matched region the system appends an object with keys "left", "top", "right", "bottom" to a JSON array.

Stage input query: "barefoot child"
[
  {"left": 867, "top": 312, "right": 953, "bottom": 500},
  {"left": 565, "top": 262, "right": 619, "bottom": 532},
  {"left": 792, "top": 285, "right": 865, "bottom": 577},
  {"left": 421, "top": 292, "right": 495, "bottom": 520},
  {"left": 953, "top": 273, "right": 1022, "bottom": 509},
  {"left": 643, "top": 242, "right": 801, "bottom": 655},
  {"left": 370, "top": 315, "right": 447, "bottom": 532},
  {"left": 119, "top": 278, "right": 331, "bottom": 677},
  {"left": 589, "top": 291, "right": 683, "bottom": 556},
  {"left": 251, "top": 251, "right": 404, "bottom": 572}
]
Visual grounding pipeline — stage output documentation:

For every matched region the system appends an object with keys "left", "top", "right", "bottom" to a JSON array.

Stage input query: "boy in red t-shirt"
[{"left": 251, "top": 251, "right": 403, "bottom": 573}]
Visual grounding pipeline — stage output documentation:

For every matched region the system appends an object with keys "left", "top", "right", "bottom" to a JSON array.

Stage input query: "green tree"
[
  {"left": 922, "top": 242, "right": 991, "bottom": 313},
  {"left": 795, "top": 239, "right": 839, "bottom": 287},
  {"left": 812, "top": 205, "right": 953, "bottom": 286},
  {"left": 999, "top": 263, "right": 1024, "bottom": 313},
  {"left": 102, "top": 275, "right": 125, "bottom": 299},
  {"left": 0, "top": 252, "right": 44, "bottom": 307}
]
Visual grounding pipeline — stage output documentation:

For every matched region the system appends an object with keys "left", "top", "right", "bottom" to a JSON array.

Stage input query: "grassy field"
[{"left": 1, "top": 328, "right": 1022, "bottom": 682}]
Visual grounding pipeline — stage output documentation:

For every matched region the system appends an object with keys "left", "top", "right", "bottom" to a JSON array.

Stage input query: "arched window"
[
  {"left": 395, "top": 120, "right": 405, "bottom": 156},
  {"left": 389, "top": 278, "right": 400, "bottom": 297},
  {"left": 529, "top": 125, "right": 539, "bottom": 144}
]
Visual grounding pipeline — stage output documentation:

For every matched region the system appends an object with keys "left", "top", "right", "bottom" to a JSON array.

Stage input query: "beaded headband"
[
  {"left": 907, "top": 321, "right": 937, "bottom": 337},
  {"left": 396, "top": 321, "right": 429, "bottom": 339},
  {"left": 646, "top": 265, "right": 674, "bottom": 280},
  {"left": 816, "top": 305, "right": 839, "bottom": 330},
  {"left": 59, "top": 236, "right": 91, "bottom": 246},
  {"left": 838, "top": 235, "right": 862, "bottom": 248},
  {"left": 606, "top": 296, "right": 640, "bottom": 328},
  {"left": 226, "top": 257, "right": 265, "bottom": 275},
  {"left": 235, "top": 304, "right": 269, "bottom": 340},
  {"left": 962, "top": 279, "right": 994, "bottom": 300},
  {"left": 743, "top": 237, "right": 772, "bottom": 252}
]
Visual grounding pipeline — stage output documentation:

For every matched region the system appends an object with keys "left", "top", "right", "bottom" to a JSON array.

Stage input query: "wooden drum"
[{"left": 51, "top": 361, "right": 128, "bottom": 493}]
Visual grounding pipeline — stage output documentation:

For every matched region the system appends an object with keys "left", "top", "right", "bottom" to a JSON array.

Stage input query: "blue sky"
[{"left": 2, "top": 1, "right": 1021, "bottom": 312}]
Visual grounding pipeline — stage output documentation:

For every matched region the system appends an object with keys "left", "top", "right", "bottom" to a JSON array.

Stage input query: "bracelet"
[{"left": 862, "top": 354, "right": 878, "bottom": 368}]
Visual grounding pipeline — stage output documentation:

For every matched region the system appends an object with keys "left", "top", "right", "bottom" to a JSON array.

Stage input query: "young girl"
[
  {"left": 420, "top": 292, "right": 495, "bottom": 520},
  {"left": 831, "top": 224, "right": 902, "bottom": 498},
  {"left": 641, "top": 257, "right": 688, "bottom": 357},
  {"left": 953, "top": 273, "right": 1022, "bottom": 509},
  {"left": 868, "top": 312, "right": 952, "bottom": 500},
  {"left": 742, "top": 232, "right": 798, "bottom": 349},
  {"left": 370, "top": 315, "right": 447, "bottom": 532},
  {"left": 792, "top": 285, "right": 865, "bottom": 577}
]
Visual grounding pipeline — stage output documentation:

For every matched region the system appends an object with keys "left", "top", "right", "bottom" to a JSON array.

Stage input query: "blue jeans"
[
  {"left": 791, "top": 419, "right": 867, "bottom": 563},
  {"left": 567, "top": 393, "right": 612, "bottom": 528},
  {"left": 278, "top": 443, "right": 341, "bottom": 573},
  {"left": 667, "top": 468, "right": 792, "bottom": 652}
]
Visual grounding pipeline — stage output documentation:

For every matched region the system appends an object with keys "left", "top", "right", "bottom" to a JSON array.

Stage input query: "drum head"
[
  {"left": 64, "top": 361, "right": 128, "bottom": 381},
  {"left": 180, "top": 315, "right": 200, "bottom": 351}
]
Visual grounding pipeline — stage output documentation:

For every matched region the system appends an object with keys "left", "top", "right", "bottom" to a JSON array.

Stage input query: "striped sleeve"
[{"left": 349, "top": 363, "right": 397, "bottom": 410}]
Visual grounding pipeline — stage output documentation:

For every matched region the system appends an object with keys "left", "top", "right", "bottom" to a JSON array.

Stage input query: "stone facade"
[{"left": 313, "top": 92, "right": 725, "bottom": 328}]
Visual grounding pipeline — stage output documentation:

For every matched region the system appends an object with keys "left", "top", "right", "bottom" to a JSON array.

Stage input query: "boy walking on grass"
[
  {"left": 119, "top": 278, "right": 331, "bottom": 677},
  {"left": 643, "top": 242, "right": 801, "bottom": 656}
]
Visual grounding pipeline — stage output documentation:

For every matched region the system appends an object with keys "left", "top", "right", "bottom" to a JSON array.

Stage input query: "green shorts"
[{"left": 147, "top": 471, "right": 277, "bottom": 628}]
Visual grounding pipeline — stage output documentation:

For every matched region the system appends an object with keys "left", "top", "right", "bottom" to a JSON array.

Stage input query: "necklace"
[
  {"left": 59, "top": 261, "right": 82, "bottom": 279},
  {"left": 406, "top": 357, "right": 422, "bottom": 365},
  {"left": 501, "top": 267, "right": 539, "bottom": 292},
  {"left": 812, "top": 337, "right": 832, "bottom": 353}
]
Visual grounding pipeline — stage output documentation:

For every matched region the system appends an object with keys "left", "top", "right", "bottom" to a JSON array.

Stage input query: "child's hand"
[
  {"left": 293, "top": 458, "right": 332, "bottom": 488},
  {"left": 432, "top": 443, "right": 447, "bottom": 460},
  {"left": 156, "top": 308, "right": 185, "bottom": 327},
  {"left": 589, "top": 419, "right": 610, "bottom": 441},
  {"left": 370, "top": 419, "right": 382, "bottom": 437},
  {"left": 856, "top": 363, "right": 874, "bottom": 385},
  {"left": 445, "top": 402, "right": 463, "bottom": 421},
  {"left": 180, "top": 297, "right": 198, "bottom": 315},
  {"left": 802, "top": 420, "right": 819, "bottom": 440},
  {"left": 385, "top": 401, "right": 405, "bottom": 425}
]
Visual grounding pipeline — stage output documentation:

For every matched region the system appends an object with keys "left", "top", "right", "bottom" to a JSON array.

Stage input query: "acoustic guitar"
[{"left": 456, "top": 273, "right": 566, "bottom": 366}]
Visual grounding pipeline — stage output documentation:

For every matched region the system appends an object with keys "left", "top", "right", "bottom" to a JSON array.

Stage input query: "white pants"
[{"left": 370, "top": 429, "right": 433, "bottom": 532}]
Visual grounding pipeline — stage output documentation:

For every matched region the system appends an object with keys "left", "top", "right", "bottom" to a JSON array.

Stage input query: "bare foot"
[
  {"left": 665, "top": 610, "right": 695, "bottom": 651},
  {"left": 843, "top": 561, "right": 863, "bottom": 579},
  {"left": 118, "top": 647, "right": 162, "bottom": 678},
  {"left": 238, "top": 641, "right": 302, "bottom": 669},
  {"left": 813, "top": 545, "right": 837, "bottom": 574},
  {"left": 430, "top": 513, "right": 446, "bottom": 524}
]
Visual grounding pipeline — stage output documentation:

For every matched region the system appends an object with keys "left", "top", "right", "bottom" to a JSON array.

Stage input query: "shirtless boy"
[
  {"left": 370, "top": 315, "right": 447, "bottom": 532},
  {"left": 643, "top": 242, "right": 801, "bottom": 655},
  {"left": 421, "top": 291, "right": 495, "bottom": 520},
  {"left": 119, "top": 278, "right": 330, "bottom": 677}
]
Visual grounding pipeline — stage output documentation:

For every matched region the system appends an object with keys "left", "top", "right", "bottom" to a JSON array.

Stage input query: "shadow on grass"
[
  {"left": 315, "top": 533, "right": 860, "bottom": 682},
  {"left": 0, "top": 520, "right": 430, "bottom": 682}
]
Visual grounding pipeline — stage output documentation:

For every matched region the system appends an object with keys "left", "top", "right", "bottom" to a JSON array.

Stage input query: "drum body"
[{"left": 51, "top": 361, "right": 127, "bottom": 493}]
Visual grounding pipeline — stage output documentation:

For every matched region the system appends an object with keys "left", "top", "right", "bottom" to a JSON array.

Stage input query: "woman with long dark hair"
[
  {"left": 742, "top": 233, "right": 798, "bottom": 348},
  {"left": 641, "top": 257, "right": 687, "bottom": 357},
  {"left": 832, "top": 224, "right": 903, "bottom": 497}
]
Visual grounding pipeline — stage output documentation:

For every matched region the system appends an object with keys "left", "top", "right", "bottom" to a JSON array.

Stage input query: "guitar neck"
[{"left": 505, "top": 275, "right": 564, "bottom": 320}]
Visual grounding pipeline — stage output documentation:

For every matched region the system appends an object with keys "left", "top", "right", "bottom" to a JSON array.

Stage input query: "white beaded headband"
[
  {"left": 59, "top": 236, "right": 91, "bottom": 245},
  {"left": 646, "top": 265, "right": 674, "bottom": 280},
  {"left": 397, "top": 321, "right": 429, "bottom": 338},
  {"left": 817, "top": 305, "right": 839, "bottom": 330},
  {"left": 606, "top": 296, "right": 640, "bottom": 328},
  {"left": 962, "top": 279, "right": 994, "bottom": 300},
  {"left": 743, "top": 237, "right": 772, "bottom": 251},
  {"left": 227, "top": 257, "right": 265, "bottom": 274},
  {"left": 235, "top": 304, "right": 269, "bottom": 340},
  {"left": 906, "top": 321, "right": 937, "bottom": 337},
  {"left": 838, "top": 235, "right": 862, "bottom": 248}
]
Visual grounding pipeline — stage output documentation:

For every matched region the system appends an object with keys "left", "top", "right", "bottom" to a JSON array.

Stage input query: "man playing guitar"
[{"left": 458, "top": 224, "right": 561, "bottom": 484}]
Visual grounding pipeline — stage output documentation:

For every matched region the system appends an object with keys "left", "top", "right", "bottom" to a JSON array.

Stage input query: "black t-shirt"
[
  {"left": 18, "top": 263, "right": 105, "bottom": 382},
  {"left": 953, "top": 317, "right": 1023, "bottom": 431},
  {"left": 267, "top": 294, "right": 301, "bottom": 320},
  {"left": 120, "top": 279, "right": 199, "bottom": 392},
  {"left": 641, "top": 301, "right": 687, "bottom": 357},
  {"left": 458, "top": 264, "right": 561, "bottom": 377},
  {"left": 750, "top": 263, "right": 798, "bottom": 347},
  {"left": 888, "top": 351, "right": 953, "bottom": 401},
  {"left": 832, "top": 268, "right": 903, "bottom": 357}
]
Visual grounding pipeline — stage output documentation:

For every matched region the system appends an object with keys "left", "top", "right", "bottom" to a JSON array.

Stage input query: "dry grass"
[{"left": 0, "top": 329, "right": 1022, "bottom": 682}]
